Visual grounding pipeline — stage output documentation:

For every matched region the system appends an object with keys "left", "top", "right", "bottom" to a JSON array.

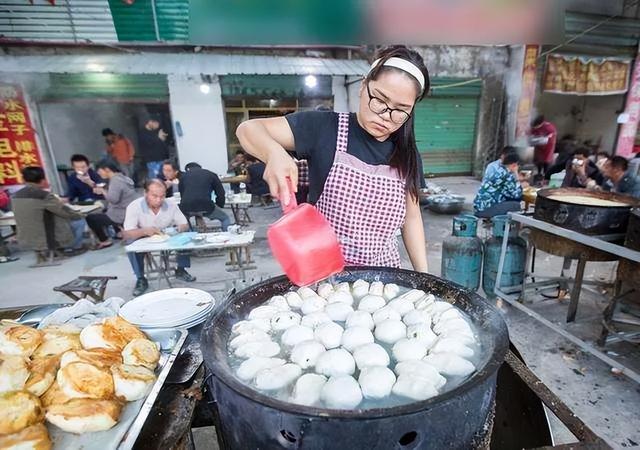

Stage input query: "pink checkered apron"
[{"left": 316, "top": 113, "right": 406, "bottom": 267}]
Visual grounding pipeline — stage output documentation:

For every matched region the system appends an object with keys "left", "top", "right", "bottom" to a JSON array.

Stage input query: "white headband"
[{"left": 369, "top": 57, "right": 426, "bottom": 92}]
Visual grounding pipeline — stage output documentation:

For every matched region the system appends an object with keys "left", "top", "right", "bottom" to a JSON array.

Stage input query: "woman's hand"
[{"left": 263, "top": 151, "right": 298, "bottom": 206}]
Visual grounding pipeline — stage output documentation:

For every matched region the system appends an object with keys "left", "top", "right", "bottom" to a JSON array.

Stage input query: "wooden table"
[{"left": 220, "top": 175, "right": 248, "bottom": 184}]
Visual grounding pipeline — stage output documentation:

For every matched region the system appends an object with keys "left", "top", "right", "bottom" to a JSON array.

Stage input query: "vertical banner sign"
[
  {"left": 616, "top": 52, "right": 640, "bottom": 158},
  {"left": 515, "top": 45, "right": 539, "bottom": 139},
  {"left": 0, "top": 84, "right": 43, "bottom": 185}
]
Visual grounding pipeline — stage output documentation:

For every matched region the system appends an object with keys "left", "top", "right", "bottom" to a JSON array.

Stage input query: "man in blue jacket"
[{"left": 64, "top": 154, "right": 104, "bottom": 203}]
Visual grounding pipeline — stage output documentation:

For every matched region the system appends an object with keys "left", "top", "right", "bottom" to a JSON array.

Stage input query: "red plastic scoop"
[{"left": 267, "top": 179, "right": 345, "bottom": 286}]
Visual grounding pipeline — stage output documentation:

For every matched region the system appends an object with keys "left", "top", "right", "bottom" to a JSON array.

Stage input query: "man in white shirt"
[{"left": 123, "top": 179, "right": 196, "bottom": 296}]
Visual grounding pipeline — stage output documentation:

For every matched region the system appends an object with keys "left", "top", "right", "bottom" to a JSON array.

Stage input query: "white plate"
[
  {"left": 140, "top": 312, "right": 211, "bottom": 330},
  {"left": 140, "top": 301, "right": 215, "bottom": 329},
  {"left": 145, "top": 234, "right": 170, "bottom": 243},
  {"left": 120, "top": 288, "right": 215, "bottom": 327},
  {"left": 206, "top": 235, "right": 229, "bottom": 244}
]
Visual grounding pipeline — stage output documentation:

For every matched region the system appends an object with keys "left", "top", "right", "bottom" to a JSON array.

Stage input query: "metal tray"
[{"left": 44, "top": 327, "right": 188, "bottom": 450}]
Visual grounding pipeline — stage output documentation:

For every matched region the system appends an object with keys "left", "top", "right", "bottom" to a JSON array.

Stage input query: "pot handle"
[{"left": 281, "top": 177, "right": 298, "bottom": 215}]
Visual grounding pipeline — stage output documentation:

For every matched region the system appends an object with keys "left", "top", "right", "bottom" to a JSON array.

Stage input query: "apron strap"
[{"left": 336, "top": 112, "right": 350, "bottom": 153}]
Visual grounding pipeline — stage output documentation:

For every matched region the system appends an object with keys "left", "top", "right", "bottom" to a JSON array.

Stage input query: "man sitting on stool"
[
  {"left": 123, "top": 179, "right": 196, "bottom": 296},
  {"left": 474, "top": 152, "right": 524, "bottom": 218},
  {"left": 179, "top": 162, "right": 230, "bottom": 231}
]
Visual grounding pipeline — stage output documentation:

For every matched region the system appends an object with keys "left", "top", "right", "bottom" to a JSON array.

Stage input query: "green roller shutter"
[
  {"left": 43, "top": 74, "right": 169, "bottom": 101},
  {"left": 108, "top": 0, "right": 189, "bottom": 42},
  {"left": 414, "top": 78, "right": 481, "bottom": 176}
]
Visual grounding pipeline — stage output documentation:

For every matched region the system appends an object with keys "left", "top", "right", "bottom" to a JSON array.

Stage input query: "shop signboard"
[
  {"left": 515, "top": 44, "right": 539, "bottom": 139},
  {"left": 543, "top": 54, "right": 631, "bottom": 96}
]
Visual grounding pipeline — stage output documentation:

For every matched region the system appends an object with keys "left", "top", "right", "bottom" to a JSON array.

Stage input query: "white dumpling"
[
  {"left": 352, "top": 343, "right": 390, "bottom": 369},
  {"left": 351, "top": 279, "right": 370, "bottom": 299},
  {"left": 271, "top": 311, "right": 301, "bottom": 331},
  {"left": 431, "top": 301, "right": 454, "bottom": 316},
  {"left": 433, "top": 317, "right": 473, "bottom": 336},
  {"left": 430, "top": 338, "right": 474, "bottom": 358},
  {"left": 297, "top": 287, "right": 318, "bottom": 299},
  {"left": 435, "top": 308, "right": 462, "bottom": 323},
  {"left": 321, "top": 375, "right": 362, "bottom": 409},
  {"left": 281, "top": 325, "right": 315, "bottom": 348},
  {"left": 398, "top": 289, "right": 427, "bottom": 303},
  {"left": 235, "top": 341, "right": 281, "bottom": 359},
  {"left": 345, "top": 311, "right": 374, "bottom": 331},
  {"left": 229, "top": 329, "right": 270, "bottom": 350},
  {"left": 301, "top": 296, "right": 327, "bottom": 315},
  {"left": 372, "top": 306, "right": 402, "bottom": 324},
  {"left": 232, "top": 319, "right": 271, "bottom": 335},
  {"left": 248, "top": 305, "right": 279, "bottom": 320},
  {"left": 340, "top": 326, "right": 374, "bottom": 352},
  {"left": 392, "top": 338, "right": 428, "bottom": 362},
  {"left": 324, "top": 303, "right": 354, "bottom": 322},
  {"left": 374, "top": 320, "right": 407, "bottom": 344},
  {"left": 317, "top": 283, "right": 335, "bottom": 299},
  {"left": 406, "top": 324, "right": 438, "bottom": 349},
  {"left": 358, "top": 366, "right": 396, "bottom": 399},
  {"left": 335, "top": 282, "right": 351, "bottom": 293},
  {"left": 284, "top": 292, "right": 304, "bottom": 309},
  {"left": 383, "top": 283, "right": 400, "bottom": 301},
  {"left": 236, "top": 357, "right": 286, "bottom": 381},
  {"left": 315, "top": 348, "right": 355, "bottom": 377},
  {"left": 439, "top": 329, "right": 476, "bottom": 346},
  {"left": 392, "top": 374, "right": 439, "bottom": 400},
  {"left": 369, "top": 281, "right": 384, "bottom": 296},
  {"left": 387, "top": 297, "right": 415, "bottom": 316},
  {"left": 403, "top": 310, "right": 431, "bottom": 327},
  {"left": 358, "top": 295, "right": 386, "bottom": 313},
  {"left": 290, "top": 340, "right": 326, "bottom": 369},
  {"left": 394, "top": 360, "right": 446, "bottom": 389},
  {"left": 290, "top": 373, "right": 327, "bottom": 406},
  {"left": 301, "top": 312, "right": 332, "bottom": 329},
  {"left": 424, "top": 353, "right": 476, "bottom": 377},
  {"left": 326, "top": 291, "right": 354, "bottom": 306},
  {"left": 267, "top": 295, "right": 290, "bottom": 311},
  {"left": 314, "top": 322, "right": 344, "bottom": 349},
  {"left": 415, "top": 295, "right": 437, "bottom": 311},
  {"left": 255, "top": 363, "right": 301, "bottom": 390}
]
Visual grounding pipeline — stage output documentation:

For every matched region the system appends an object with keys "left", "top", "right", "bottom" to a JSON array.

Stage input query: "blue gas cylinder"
[
  {"left": 441, "top": 215, "right": 483, "bottom": 290},
  {"left": 482, "top": 215, "right": 526, "bottom": 298}
]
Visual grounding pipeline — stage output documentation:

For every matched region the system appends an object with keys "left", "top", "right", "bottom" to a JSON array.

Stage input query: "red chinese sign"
[
  {"left": 515, "top": 45, "right": 539, "bottom": 139},
  {"left": 615, "top": 52, "right": 640, "bottom": 158},
  {"left": 0, "top": 84, "right": 43, "bottom": 185}
]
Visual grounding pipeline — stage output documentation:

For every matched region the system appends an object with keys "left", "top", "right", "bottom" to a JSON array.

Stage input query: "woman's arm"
[
  {"left": 236, "top": 117, "right": 298, "bottom": 204},
  {"left": 401, "top": 193, "right": 429, "bottom": 273}
]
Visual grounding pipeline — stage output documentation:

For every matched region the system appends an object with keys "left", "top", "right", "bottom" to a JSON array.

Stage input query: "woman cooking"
[{"left": 236, "top": 46, "right": 430, "bottom": 272}]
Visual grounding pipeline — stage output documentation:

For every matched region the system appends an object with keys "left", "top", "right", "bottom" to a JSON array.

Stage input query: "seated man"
[
  {"left": 64, "top": 154, "right": 104, "bottom": 203},
  {"left": 245, "top": 156, "right": 270, "bottom": 197},
  {"left": 474, "top": 152, "right": 523, "bottom": 218},
  {"left": 483, "top": 146, "right": 515, "bottom": 183},
  {"left": 561, "top": 147, "right": 604, "bottom": 189},
  {"left": 601, "top": 156, "right": 640, "bottom": 198},
  {"left": 160, "top": 159, "right": 182, "bottom": 198},
  {"left": 123, "top": 179, "right": 196, "bottom": 296},
  {"left": 12, "top": 166, "right": 87, "bottom": 256},
  {"left": 179, "top": 162, "right": 230, "bottom": 231}
]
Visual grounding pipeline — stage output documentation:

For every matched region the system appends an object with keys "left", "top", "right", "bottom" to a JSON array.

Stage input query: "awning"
[{"left": 0, "top": 53, "right": 370, "bottom": 76}]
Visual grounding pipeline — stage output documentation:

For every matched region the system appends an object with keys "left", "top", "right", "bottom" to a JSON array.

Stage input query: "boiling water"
[{"left": 227, "top": 284, "right": 483, "bottom": 410}]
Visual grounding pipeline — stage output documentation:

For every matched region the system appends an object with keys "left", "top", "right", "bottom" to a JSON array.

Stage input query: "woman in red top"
[
  {"left": 236, "top": 46, "right": 430, "bottom": 272},
  {"left": 530, "top": 115, "right": 557, "bottom": 180}
]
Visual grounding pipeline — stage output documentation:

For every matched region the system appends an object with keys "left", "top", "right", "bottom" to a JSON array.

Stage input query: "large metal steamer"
[
  {"left": 201, "top": 268, "right": 509, "bottom": 450},
  {"left": 618, "top": 208, "right": 640, "bottom": 289}
]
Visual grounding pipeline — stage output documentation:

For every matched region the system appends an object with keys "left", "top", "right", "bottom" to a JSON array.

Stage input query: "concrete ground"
[{"left": 1, "top": 176, "right": 639, "bottom": 449}]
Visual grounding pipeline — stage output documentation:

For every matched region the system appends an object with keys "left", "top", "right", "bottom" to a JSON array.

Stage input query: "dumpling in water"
[
  {"left": 231, "top": 319, "right": 271, "bottom": 334},
  {"left": 392, "top": 338, "right": 428, "bottom": 362},
  {"left": 315, "top": 349, "right": 355, "bottom": 377},
  {"left": 424, "top": 353, "right": 475, "bottom": 377},
  {"left": 433, "top": 317, "right": 473, "bottom": 336},
  {"left": 340, "top": 327, "right": 374, "bottom": 352},
  {"left": 324, "top": 303, "right": 354, "bottom": 322},
  {"left": 403, "top": 310, "right": 431, "bottom": 327},
  {"left": 234, "top": 341, "right": 280, "bottom": 359},
  {"left": 284, "top": 292, "right": 304, "bottom": 309},
  {"left": 394, "top": 360, "right": 446, "bottom": 389},
  {"left": 406, "top": 324, "right": 438, "bottom": 349},
  {"left": 255, "top": 363, "right": 301, "bottom": 390},
  {"left": 345, "top": 311, "right": 374, "bottom": 331},
  {"left": 297, "top": 287, "right": 318, "bottom": 299},
  {"left": 383, "top": 283, "right": 400, "bottom": 301},
  {"left": 369, "top": 281, "right": 384, "bottom": 297},
  {"left": 358, "top": 366, "right": 396, "bottom": 399},
  {"left": 236, "top": 357, "right": 286, "bottom": 381},
  {"left": 267, "top": 295, "right": 290, "bottom": 311},
  {"left": 358, "top": 295, "right": 386, "bottom": 314},
  {"left": 387, "top": 297, "right": 415, "bottom": 316},
  {"left": 374, "top": 320, "right": 406, "bottom": 345},
  {"left": 351, "top": 279, "right": 370, "bottom": 299},
  {"left": 439, "top": 329, "right": 475, "bottom": 346},
  {"left": 320, "top": 375, "right": 362, "bottom": 409},
  {"left": 352, "top": 343, "right": 390, "bottom": 369},
  {"left": 372, "top": 306, "right": 402, "bottom": 325},
  {"left": 300, "top": 312, "right": 332, "bottom": 329},
  {"left": 430, "top": 301, "right": 454, "bottom": 316},
  {"left": 290, "top": 340, "right": 326, "bottom": 369},
  {"left": 270, "top": 311, "right": 301, "bottom": 331},
  {"left": 430, "top": 338, "right": 474, "bottom": 359},
  {"left": 229, "top": 330, "right": 270, "bottom": 350},
  {"left": 435, "top": 308, "right": 462, "bottom": 323},
  {"left": 397, "top": 289, "right": 427, "bottom": 303},
  {"left": 301, "top": 297, "right": 327, "bottom": 315},
  {"left": 326, "top": 291, "right": 354, "bottom": 306},
  {"left": 314, "top": 322, "right": 344, "bottom": 350},
  {"left": 290, "top": 373, "right": 327, "bottom": 406},
  {"left": 317, "top": 283, "right": 334, "bottom": 299},
  {"left": 248, "top": 305, "right": 279, "bottom": 321},
  {"left": 281, "top": 325, "right": 314, "bottom": 348},
  {"left": 415, "top": 295, "right": 436, "bottom": 311},
  {"left": 392, "top": 374, "right": 439, "bottom": 401},
  {"left": 335, "top": 282, "right": 351, "bottom": 293}
]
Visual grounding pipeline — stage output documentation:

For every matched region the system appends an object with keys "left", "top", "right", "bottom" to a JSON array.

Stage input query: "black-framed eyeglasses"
[{"left": 366, "top": 82, "right": 412, "bottom": 125}]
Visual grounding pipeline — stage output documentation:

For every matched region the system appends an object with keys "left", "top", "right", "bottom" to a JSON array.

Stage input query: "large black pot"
[
  {"left": 626, "top": 208, "right": 640, "bottom": 251},
  {"left": 534, "top": 188, "right": 640, "bottom": 236},
  {"left": 201, "top": 267, "right": 509, "bottom": 450}
]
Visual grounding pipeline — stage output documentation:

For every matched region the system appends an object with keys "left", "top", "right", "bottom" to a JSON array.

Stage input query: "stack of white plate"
[{"left": 120, "top": 288, "right": 215, "bottom": 329}]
